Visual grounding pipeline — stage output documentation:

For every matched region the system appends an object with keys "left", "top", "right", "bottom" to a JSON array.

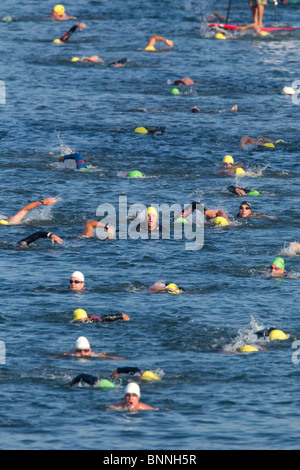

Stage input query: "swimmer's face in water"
[
  {"left": 124, "top": 392, "right": 139, "bottom": 409},
  {"left": 238, "top": 204, "right": 251, "bottom": 218},
  {"left": 147, "top": 213, "right": 158, "bottom": 230},
  {"left": 269, "top": 264, "right": 285, "bottom": 277},
  {"left": 69, "top": 276, "right": 85, "bottom": 291}
]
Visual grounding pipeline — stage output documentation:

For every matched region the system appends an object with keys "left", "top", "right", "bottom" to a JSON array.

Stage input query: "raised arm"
[
  {"left": 7, "top": 198, "right": 57, "bottom": 224},
  {"left": 81, "top": 220, "right": 114, "bottom": 239}
]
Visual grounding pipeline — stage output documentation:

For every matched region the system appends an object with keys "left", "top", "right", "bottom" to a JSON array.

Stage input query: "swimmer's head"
[
  {"left": 75, "top": 336, "right": 90, "bottom": 350},
  {"left": 259, "top": 31, "right": 269, "bottom": 37},
  {"left": 239, "top": 201, "right": 252, "bottom": 217},
  {"left": 166, "top": 283, "right": 180, "bottom": 294},
  {"left": 124, "top": 382, "right": 140, "bottom": 397},
  {"left": 53, "top": 39, "right": 63, "bottom": 44},
  {"left": 235, "top": 167, "right": 245, "bottom": 175},
  {"left": 270, "top": 257, "right": 285, "bottom": 276},
  {"left": 0, "top": 220, "right": 9, "bottom": 225},
  {"left": 215, "top": 32, "right": 226, "bottom": 40},
  {"left": 269, "top": 329, "right": 288, "bottom": 340},
  {"left": 71, "top": 57, "right": 80, "bottom": 62},
  {"left": 237, "top": 345, "right": 259, "bottom": 353},
  {"left": 141, "top": 371, "right": 161, "bottom": 381},
  {"left": 263, "top": 142, "right": 275, "bottom": 148},
  {"left": 222, "top": 155, "right": 234, "bottom": 166},
  {"left": 147, "top": 206, "right": 158, "bottom": 217},
  {"left": 134, "top": 127, "right": 148, "bottom": 134},
  {"left": 53, "top": 4, "right": 65, "bottom": 16},
  {"left": 171, "top": 88, "right": 181, "bottom": 95},
  {"left": 213, "top": 216, "right": 228, "bottom": 226},
  {"left": 73, "top": 308, "right": 88, "bottom": 322},
  {"left": 127, "top": 170, "right": 143, "bottom": 178}
]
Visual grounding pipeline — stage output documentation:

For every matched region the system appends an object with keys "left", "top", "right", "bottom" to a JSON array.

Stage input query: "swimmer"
[
  {"left": 130, "top": 206, "right": 162, "bottom": 234},
  {"left": 144, "top": 35, "right": 173, "bottom": 51},
  {"left": 69, "top": 271, "right": 85, "bottom": 291},
  {"left": 255, "top": 327, "right": 288, "bottom": 340},
  {"left": 72, "top": 308, "right": 130, "bottom": 323},
  {"left": 16, "top": 231, "right": 62, "bottom": 248},
  {"left": 227, "top": 185, "right": 260, "bottom": 197},
  {"left": 108, "top": 382, "right": 155, "bottom": 410},
  {"left": 237, "top": 201, "right": 277, "bottom": 219},
  {"left": 219, "top": 155, "right": 245, "bottom": 175},
  {"left": 81, "top": 220, "right": 115, "bottom": 239},
  {"left": 191, "top": 104, "right": 238, "bottom": 113},
  {"left": 58, "top": 152, "right": 86, "bottom": 169},
  {"left": 67, "top": 373, "right": 116, "bottom": 389},
  {"left": 173, "top": 77, "right": 195, "bottom": 86},
  {"left": 112, "top": 367, "right": 161, "bottom": 381},
  {"left": 240, "top": 135, "right": 283, "bottom": 148},
  {"left": 51, "top": 4, "right": 77, "bottom": 21},
  {"left": 148, "top": 280, "right": 182, "bottom": 294},
  {"left": 134, "top": 126, "right": 166, "bottom": 135},
  {"left": 54, "top": 336, "right": 124, "bottom": 360},
  {"left": 288, "top": 242, "right": 300, "bottom": 253},
  {"left": 0, "top": 197, "right": 57, "bottom": 225},
  {"left": 72, "top": 56, "right": 127, "bottom": 67},
  {"left": 53, "top": 23, "right": 86, "bottom": 43},
  {"left": 175, "top": 201, "right": 230, "bottom": 224}
]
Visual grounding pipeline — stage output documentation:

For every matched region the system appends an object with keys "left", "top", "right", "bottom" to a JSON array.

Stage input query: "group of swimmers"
[{"left": 2, "top": 4, "right": 299, "bottom": 411}]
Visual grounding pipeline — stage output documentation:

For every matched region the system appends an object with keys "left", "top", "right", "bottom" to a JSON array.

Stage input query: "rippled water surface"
[{"left": 0, "top": 0, "right": 300, "bottom": 450}]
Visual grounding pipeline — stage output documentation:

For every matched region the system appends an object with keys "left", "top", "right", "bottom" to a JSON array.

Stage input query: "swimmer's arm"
[
  {"left": 16, "top": 231, "right": 62, "bottom": 247},
  {"left": 94, "top": 353, "right": 125, "bottom": 360},
  {"left": 112, "top": 367, "right": 142, "bottom": 377},
  {"left": 148, "top": 284, "right": 166, "bottom": 292},
  {"left": 250, "top": 212, "right": 277, "bottom": 220},
  {"left": 7, "top": 198, "right": 57, "bottom": 224},
  {"left": 81, "top": 220, "right": 114, "bottom": 239},
  {"left": 204, "top": 209, "right": 229, "bottom": 221},
  {"left": 100, "top": 313, "right": 130, "bottom": 322},
  {"left": 146, "top": 35, "right": 173, "bottom": 48}
]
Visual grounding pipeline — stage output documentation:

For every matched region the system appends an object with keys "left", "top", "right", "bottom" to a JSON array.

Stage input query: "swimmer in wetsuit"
[
  {"left": 53, "top": 23, "right": 86, "bottom": 43},
  {"left": 112, "top": 367, "right": 161, "bottom": 381},
  {"left": 144, "top": 35, "right": 173, "bottom": 51},
  {"left": 58, "top": 153, "right": 87, "bottom": 169},
  {"left": 67, "top": 373, "right": 116, "bottom": 388},
  {"left": 16, "top": 231, "right": 62, "bottom": 248},
  {"left": 72, "top": 308, "right": 130, "bottom": 323}
]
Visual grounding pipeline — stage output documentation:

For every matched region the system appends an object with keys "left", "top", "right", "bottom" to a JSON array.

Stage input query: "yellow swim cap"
[
  {"left": 238, "top": 345, "right": 259, "bottom": 353},
  {"left": 54, "top": 4, "right": 65, "bottom": 16},
  {"left": 263, "top": 142, "right": 275, "bottom": 148},
  {"left": 0, "top": 220, "right": 9, "bottom": 225},
  {"left": 235, "top": 168, "right": 245, "bottom": 175},
  {"left": 269, "top": 329, "right": 288, "bottom": 341},
  {"left": 275, "top": 139, "right": 284, "bottom": 144},
  {"left": 53, "top": 39, "right": 63, "bottom": 44},
  {"left": 141, "top": 371, "right": 160, "bottom": 381},
  {"left": 147, "top": 206, "right": 158, "bottom": 217},
  {"left": 222, "top": 155, "right": 234, "bottom": 164},
  {"left": 213, "top": 216, "right": 228, "bottom": 226},
  {"left": 215, "top": 32, "right": 226, "bottom": 40},
  {"left": 145, "top": 45, "right": 156, "bottom": 51},
  {"left": 71, "top": 57, "right": 80, "bottom": 62},
  {"left": 166, "top": 283, "right": 180, "bottom": 294},
  {"left": 73, "top": 308, "right": 88, "bottom": 321},
  {"left": 134, "top": 127, "right": 148, "bottom": 134},
  {"left": 259, "top": 31, "right": 269, "bottom": 37}
]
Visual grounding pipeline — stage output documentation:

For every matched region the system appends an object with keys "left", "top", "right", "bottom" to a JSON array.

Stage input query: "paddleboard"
[{"left": 209, "top": 22, "right": 299, "bottom": 32}]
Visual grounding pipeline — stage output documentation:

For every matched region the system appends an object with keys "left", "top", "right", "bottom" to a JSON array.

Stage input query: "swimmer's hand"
[
  {"left": 235, "top": 188, "right": 246, "bottom": 196},
  {"left": 50, "top": 234, "right": 63, "bottom": 245},
  {"left": 58, "top": 156, "right": 65, "bottom": 163},
  {"left": 106, "top": 227, "right": 115, "bottom": 239},
  {"left": 166, "top": 39, "right": 173, "bottom": 47},
  {"left": 76, "top": 23, "right": 86, "bottom": 31},
  {"left": 43, "top": 197, "right": 57, "bottom": 206}
]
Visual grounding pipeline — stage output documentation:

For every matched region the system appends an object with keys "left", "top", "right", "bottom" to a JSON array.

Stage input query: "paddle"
[{"left": 225, "top": 0, "right": 232, "bottom": 23}]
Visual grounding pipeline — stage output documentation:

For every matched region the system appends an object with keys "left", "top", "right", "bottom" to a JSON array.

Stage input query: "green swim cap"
[
  {"left": 246, "top": 190, "right": 260, "bottom": 196},
  {"left": 127, "top": 170, "right": 143, "bottom": 178},
  {"left": 272, "top": 257, "right": 285, "bottom": 270},
  {"left": 95, "top": 379, "right": 116, "bottom": 389},
  {"left": 171, "top": 88, "right": 181, "bottom": 95}
]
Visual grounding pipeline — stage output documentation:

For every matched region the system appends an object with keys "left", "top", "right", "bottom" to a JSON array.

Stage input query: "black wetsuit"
[{"left": 16, "top": 231, "right": 53, "bottom": 247}]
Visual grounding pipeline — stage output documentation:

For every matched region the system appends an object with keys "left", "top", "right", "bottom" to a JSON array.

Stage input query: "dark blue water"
[{"left": 0, "top": 0, "right": 300, "bottom": 450}]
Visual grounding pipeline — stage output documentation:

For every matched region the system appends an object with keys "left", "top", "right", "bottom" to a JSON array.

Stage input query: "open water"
[{"left": 0, "top": 0, "right": 300, "bottom": 451}]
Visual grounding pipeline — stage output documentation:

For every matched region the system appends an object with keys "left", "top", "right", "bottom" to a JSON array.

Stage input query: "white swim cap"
[
  {"left": 71, "top": 271, "right": 85, "bottom": 282},
  {"left": 75, "top": 336, "right": 90, "bottom": 350},
  {"left": 124, "top": 382, "right": 140, "bottom": 397}
]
